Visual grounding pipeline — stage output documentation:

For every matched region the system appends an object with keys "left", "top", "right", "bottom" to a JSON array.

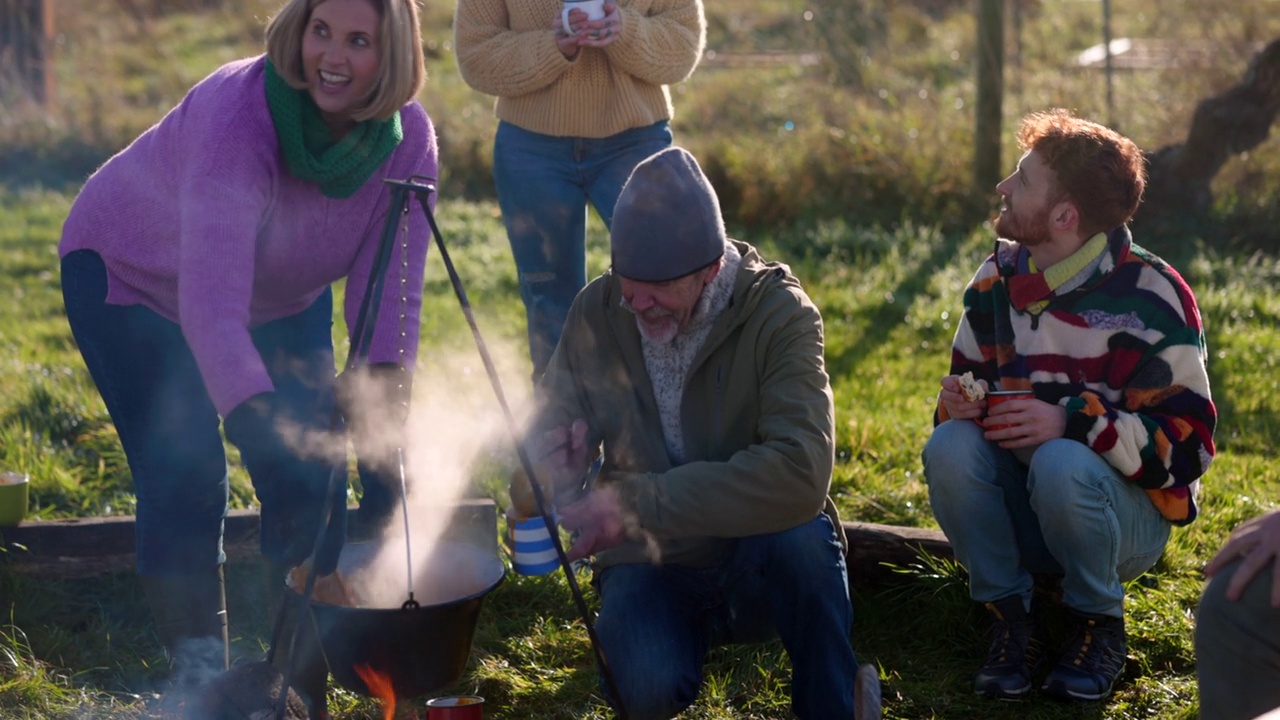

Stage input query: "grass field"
[
  {"left": 2, "top": 0, "right": 1280, "bottom": 716},
  {"left": 2, "top": 187, "right": 1279, "bottom": 718}
]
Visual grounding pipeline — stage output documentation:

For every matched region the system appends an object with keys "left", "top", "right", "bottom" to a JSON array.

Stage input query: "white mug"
[{"left": 561, "top": 0, "right": 606, "bottom": 34}]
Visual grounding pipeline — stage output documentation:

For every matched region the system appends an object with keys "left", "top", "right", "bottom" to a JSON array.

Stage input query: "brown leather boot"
[{"left": 140, "top": 566, "right": 230, "bottom": 699}]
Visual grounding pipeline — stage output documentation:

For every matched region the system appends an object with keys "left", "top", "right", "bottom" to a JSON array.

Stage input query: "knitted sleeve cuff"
[{"left": 1060, "top": 396, "right": 1094, "bottom": 443}]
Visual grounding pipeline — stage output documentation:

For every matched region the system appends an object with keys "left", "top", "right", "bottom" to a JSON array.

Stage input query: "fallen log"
[
  {"left": 0, "top": 500, "right": 500, "bottom": 579},
  {"left": 1, "top": 509, "right": 955, "bottom": 588},
  {"left": 843, "top": 520, "right": 955, "bottom": 587}
]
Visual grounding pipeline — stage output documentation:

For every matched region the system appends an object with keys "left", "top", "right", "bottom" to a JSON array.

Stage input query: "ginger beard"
[{"left": 994, "top": 196, "right": 1053, "bottom": 247}]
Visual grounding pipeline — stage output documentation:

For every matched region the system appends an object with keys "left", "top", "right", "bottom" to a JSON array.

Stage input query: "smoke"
[{"left": 331, "top": 341, "right": 535, "bottom": 608}]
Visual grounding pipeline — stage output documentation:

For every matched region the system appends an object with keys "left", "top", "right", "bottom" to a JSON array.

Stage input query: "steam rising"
[{"left": 330, "top": 343, "right": 534, "bottom": 608}]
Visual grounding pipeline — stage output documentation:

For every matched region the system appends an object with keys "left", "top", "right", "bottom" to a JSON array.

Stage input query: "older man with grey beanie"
[
  {"left": 609, "top": 146, "right": 727, "bottom": 285},
  {"left": 513, "top": 146, "right": 881, "bottom": 719}
]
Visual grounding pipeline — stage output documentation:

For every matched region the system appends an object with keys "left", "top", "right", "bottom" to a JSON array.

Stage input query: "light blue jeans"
[
  {"left": 923, "top": 420, "right": 1170, "bottom": 618},
  {"left": 492, "top": 120, "right": 673, "bottom": 379},
  {"left": 592, "top": 515, "right": 856, "bottom": 720}
]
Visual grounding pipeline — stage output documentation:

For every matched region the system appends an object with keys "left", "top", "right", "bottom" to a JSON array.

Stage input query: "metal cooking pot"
[{"left": 288, "top": 538, "right": 505, "bottom": 699}]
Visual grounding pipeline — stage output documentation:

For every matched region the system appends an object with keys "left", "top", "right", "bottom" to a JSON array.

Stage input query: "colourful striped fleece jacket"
[{"left": 935, "top": 226, "right": 1216, "bottom": 525}]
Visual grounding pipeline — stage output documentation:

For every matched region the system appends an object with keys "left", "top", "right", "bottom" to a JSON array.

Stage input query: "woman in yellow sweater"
[{"left": 454, "top": 0, "right": 705, "bottom": 380}]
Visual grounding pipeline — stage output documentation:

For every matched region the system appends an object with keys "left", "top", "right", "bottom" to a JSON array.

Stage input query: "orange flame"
[{"left": 354, "top": 663, "right": 397, "bottom": 720}]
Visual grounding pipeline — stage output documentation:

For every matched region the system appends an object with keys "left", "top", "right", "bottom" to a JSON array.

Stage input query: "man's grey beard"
[
  {"left": 635, "top": 316, "right": 678, "bottom": 343},
  {"left": 619, "top": 297, "right": 681, "bottom": 343}
]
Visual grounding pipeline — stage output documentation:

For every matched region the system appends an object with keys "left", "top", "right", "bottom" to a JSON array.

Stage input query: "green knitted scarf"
[{"left": 264, "top": 59, "right": 403, "bottom": 199}]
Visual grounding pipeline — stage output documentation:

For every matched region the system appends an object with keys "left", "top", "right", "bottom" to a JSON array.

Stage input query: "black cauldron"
[{"left": 288, "top": 538, "right": 505, "bottom": 699}]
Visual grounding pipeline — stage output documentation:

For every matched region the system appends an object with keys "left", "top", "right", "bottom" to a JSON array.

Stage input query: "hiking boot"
[
  {"left": 973, "top": 595, "right": 1045, "bottom": 699},
  {"left": 1040, "top": 610, "right": 1126, "bottom": 701}
]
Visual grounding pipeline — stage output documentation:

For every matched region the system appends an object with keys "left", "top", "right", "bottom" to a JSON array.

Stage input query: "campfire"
[
  {"left": 354, "top": 664, "right": 397, "bottom": 720},
  {"left": 355, "top": 664, "right": 485, "bottom": 720},
  {"left": 282, "top": 524, "right": 505, "bottom": 701}
]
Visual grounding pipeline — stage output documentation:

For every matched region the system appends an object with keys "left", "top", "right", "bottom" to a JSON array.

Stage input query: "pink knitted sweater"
[{"left": 59, "top": 56, "right": 438, "bottom": 417}]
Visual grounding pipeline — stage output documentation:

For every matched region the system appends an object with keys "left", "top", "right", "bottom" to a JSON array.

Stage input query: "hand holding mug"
[
  {"left": 553, "top": 0, "right": 600, "bottom": 58},
  {"left": 560, "top": 0, "right": 605, "bottom": 35},
  {"left": 576, "top": 1, "right": 621, "bottom": 46},
  {"left": 509, "top": 419, "right": 591, "bottom": 518},
  {"left": 557, "top": 0, "right": 619, "bottom": 53},
  {"left": 982, "top": 390, "right": 1068, "bottom": 447}
]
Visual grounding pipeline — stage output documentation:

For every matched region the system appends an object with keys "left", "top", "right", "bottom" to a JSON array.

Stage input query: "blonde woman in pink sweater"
[
  {"left": 454, "top": 0, "right": 705, "bottom": 381},
  {"left": 58, "top": 0, "right": 435, "bottom": 711}
]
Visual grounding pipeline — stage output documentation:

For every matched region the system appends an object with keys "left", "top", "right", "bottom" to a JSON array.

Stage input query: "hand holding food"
[
  {"left": 958, "top": 371, "right": 987, "bottom": 402},
  {"left": 938, "top": 372, "right": 988, "bottom": 421}
]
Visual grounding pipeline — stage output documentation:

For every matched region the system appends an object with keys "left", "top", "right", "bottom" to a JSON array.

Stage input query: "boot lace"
[
  {"left": 982, "top": 601, "right": 1042, "bottom": 671},
  {"left": 1060, "top": 615, "right": 1125, "bottom": 676}
]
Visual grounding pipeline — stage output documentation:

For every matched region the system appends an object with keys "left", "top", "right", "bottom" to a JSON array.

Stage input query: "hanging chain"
[
  {"left": 396, "top": 197, "right": 412, "bottom": 363},
  {"left": 393, "top": 195, "right": 417, "bottom": 608}
]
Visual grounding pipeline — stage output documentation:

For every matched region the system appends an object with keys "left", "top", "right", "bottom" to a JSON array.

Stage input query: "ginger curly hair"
[{"left": 1018, "top": 109, "right": 1146, "bottom": 237}]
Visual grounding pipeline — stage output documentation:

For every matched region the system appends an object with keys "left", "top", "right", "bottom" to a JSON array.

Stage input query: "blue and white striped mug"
[{"left": 511, "top": 514, "right": 559, "bottom": 576}]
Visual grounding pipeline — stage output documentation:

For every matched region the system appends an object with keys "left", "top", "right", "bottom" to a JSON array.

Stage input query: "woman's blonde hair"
[{"left": 265, "top": 0, "right": 425, "bottom": 122}]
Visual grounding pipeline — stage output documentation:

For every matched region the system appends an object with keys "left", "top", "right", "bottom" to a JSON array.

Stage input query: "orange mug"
[
  {"left": 426, "top": 695, "right": 484, "bottom": 720},
  {"left": 983, "top": 389, "right": 1034, "bottom": 431}
]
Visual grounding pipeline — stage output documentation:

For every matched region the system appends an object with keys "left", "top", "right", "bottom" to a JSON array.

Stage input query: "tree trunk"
[
  {"left": 973, "top": 0, "right": 1005, "bottom": 190},
  {"left": 1138, "top": 38, "right": 1280, "bottom": 225},
  {"left": 0, "top": 0, "right": 56, "bottom": 106}
]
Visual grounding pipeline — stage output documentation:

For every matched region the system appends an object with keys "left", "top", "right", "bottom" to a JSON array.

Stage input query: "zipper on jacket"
[{"left": 713, "top": 363, "right": 725, "bottom": 440}]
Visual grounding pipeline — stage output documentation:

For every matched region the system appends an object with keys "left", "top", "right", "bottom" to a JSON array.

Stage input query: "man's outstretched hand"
[{"left": 559, "top": 483, "right": 627, "bottom": 562}]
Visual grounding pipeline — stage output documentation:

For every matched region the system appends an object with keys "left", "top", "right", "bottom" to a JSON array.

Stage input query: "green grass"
[{"left": 2, "top": 187, "right": 1278, "bottom": 718}]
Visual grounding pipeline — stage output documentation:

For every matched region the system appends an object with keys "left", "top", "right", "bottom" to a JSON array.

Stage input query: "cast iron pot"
[{"left": 287, "top": 539, "right": 506, "bottom": 699}]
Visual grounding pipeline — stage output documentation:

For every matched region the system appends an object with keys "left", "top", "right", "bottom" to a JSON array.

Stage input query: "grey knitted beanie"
[{"left": 611, "top": 147, "right": 727, "bottom": 283}]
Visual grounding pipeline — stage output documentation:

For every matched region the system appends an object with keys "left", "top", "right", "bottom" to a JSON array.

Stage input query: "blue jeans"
[
  {"left": 592, "top": 515, "right": 856, "bottom": 720},
  {"left": 492, "top": 120, "right": 673, "bottom": 379},
  {"left": 61, "top": 250, "right": 347, "bottom": 576},
  {"left": 923, "top": 420, "right": 1170, "bottom": 617}
]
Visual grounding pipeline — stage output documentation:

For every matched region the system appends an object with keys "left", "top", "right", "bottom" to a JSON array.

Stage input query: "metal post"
[{"left": 1103, "top": 0, "right": 1114, "bottom": 128}]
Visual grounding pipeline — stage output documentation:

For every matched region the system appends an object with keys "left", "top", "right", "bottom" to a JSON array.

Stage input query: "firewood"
[{"left": 185, "top": 662, "right": 309, "bottom": 720}]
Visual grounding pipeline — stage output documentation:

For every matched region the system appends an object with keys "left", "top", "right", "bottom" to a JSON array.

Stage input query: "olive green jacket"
[{"left": 534, "top": 240, "right": 844, "bottom": 569}]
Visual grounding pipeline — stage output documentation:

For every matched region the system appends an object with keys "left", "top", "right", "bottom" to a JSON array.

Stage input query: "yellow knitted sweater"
[{"left": 454, "top": 0, "right": 705, "bottom": 138}]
